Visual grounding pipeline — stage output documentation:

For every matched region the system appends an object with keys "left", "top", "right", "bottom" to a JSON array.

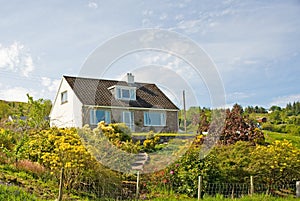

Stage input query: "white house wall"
[{"left": 50, "top": 78, "right": 83, "bottom": 128}]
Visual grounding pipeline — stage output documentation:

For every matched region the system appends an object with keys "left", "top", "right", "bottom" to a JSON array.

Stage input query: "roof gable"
[{"left": 63, "top": 75, "right": 179, "bottom": 110}]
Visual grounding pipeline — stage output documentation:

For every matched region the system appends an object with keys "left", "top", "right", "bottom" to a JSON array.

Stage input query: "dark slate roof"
[{"left": 63, "top": 76, "right": 179, "bottom": 110}]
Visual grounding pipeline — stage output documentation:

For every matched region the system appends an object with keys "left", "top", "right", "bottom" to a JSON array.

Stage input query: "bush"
[{"left": 285, "top": 124, "right": 300, "bottom": 136}]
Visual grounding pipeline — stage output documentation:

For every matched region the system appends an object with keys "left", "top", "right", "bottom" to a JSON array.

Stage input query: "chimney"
[{"left": 127, "top": 73, "right": 134, "bottom": 84}]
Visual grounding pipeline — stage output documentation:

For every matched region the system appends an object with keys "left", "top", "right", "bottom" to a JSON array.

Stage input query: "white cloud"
[
  {"left": 175, "top": 19, "right": 202, "bottom": 34},
  {"left": 41, "top": 77, "right": 51, "bottom": 86},
  {"left": 0, "top": 42, "right": 35, "bottom": 77},
  {"left": 41, "top": 77, "right": 60, "bottom": 92},
  {"left": 0, "top": 86, "right": 37, "bottom": 102},
  {"left": 226, "top": 92, "right": 254, "bottom": 102},
  {"left": 22, "top": 56, "right": 34, "bottom": 77},
  {"left": 88, "top": 1, "right": 98, "bottom": 9},
  {"left": 270, "top": 94, "right": 300, "bottom": 107}
]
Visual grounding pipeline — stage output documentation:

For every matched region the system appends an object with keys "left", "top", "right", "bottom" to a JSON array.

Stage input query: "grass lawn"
[{"left": 264, "top": 130, "right": 300, "bottom": 148}]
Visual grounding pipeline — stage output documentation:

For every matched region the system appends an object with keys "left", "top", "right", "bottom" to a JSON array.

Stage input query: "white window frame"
[
  {"left": 144, "top": 111, "right": 166, "bottom": 126},
  {"left": 116, "top": 86, "right": 136, "bottom": 101},
  {"left": 61, "top": 91, "right": 68, "bottom": 104},
  {"left": 90, "top": 109, "right": 111, "bottom": 125},
  {"left": 122, "top": 111, "right": 134, "bottom": 131}
]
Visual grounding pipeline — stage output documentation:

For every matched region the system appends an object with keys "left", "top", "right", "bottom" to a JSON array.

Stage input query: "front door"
[{"left": 122, "top": 111, "right": 134, "bottom": 131}]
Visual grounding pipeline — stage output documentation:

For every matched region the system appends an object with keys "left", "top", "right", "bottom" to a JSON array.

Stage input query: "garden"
[{"left": 0, "top": 97, "right": 300, "bottom": 200}]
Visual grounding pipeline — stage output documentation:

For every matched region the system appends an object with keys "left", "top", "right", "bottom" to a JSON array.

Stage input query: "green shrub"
[{"left": 285, "top": 124, "right": 300, "bottom": 136}]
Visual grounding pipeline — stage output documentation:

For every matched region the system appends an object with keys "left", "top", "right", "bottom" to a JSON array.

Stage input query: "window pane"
[
  {"left": 144, "top": 112, "right": 166, "bottom": 126},
  {"left": 105, "top": 111, "right": 111, "bottom": 123},
  {"left": 117, "top": 88, "right": 121, "bottom": 99},
  {"left": 122, "top": 89, "right": 130, "bottom": 98},
  {"left": 96, "top": 110, "right": 105, "bottom": 122},
  {"left": 130, "top": 89, "right": 136, "bottom": 100},
  {"left": 90, "top": 110, "right": 95, "bottom": 124},
  {"left": 90, "top": 110, "right": 111, "bottom": 125},
  {"left": 61, "top": 91, "right": 67, "bottom": 103}
]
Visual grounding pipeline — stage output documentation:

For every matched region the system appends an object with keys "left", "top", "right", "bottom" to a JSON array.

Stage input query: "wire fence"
[
  {"left": 204, "top": 182, "right": 296, "bottom": 198},
  {"left": 62, "top": 175, "right": 299, "bottom": 200}
]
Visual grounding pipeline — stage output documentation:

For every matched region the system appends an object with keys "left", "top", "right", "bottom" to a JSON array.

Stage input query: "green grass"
[
  {"left": 264, "top": 130, "right": 300, "bottom": 148},
  {"left": 0, "top": 184, "right": 47, "bottom": 201},
  {"left": 148, "top": 194, "right": 296, "bottom": 201},
  {"left": 0, "top": 184, "right": 296, "bottom": 201}
]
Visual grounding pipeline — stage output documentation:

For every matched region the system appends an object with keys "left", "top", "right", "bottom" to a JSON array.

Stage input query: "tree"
[
  {"left": 0, "top": 101, "right": 10, "bottom": 120},
  {"left": 219, "top": 104, "right": 265, "bottom": 145},
  {"left": 197, "top": 110, "right": 209, "bottom": 134},
  {"left": 270, "top": 105, "right": 281, "bottom": 112},
  {"left": 26, "top": 94, "right": 52, "bottom": 129}
]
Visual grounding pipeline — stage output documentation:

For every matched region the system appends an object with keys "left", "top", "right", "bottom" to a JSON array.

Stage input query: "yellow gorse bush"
[{"left": 250, "top": 139, "right": 300, "bottom": 184}]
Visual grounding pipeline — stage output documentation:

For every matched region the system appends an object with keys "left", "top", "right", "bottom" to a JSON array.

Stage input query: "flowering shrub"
[
  {"left": 143, "top": 131, "right": 160, "bottom": 152},
  {"left": 249, "top": 140, "right": 300, "bottom": 184},
  {"left": 18, "top": 127, "right": 119, "bottom": 190},
  {"left": 145, "top": 140, "right": 300, "bottom": 198}
]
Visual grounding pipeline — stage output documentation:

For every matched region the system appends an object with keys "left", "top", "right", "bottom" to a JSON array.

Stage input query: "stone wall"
[{"left": 82, "top": 106, "right": 179, "bottom": 132}]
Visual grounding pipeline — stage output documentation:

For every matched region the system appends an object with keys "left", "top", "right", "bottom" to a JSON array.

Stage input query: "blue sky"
[{"left": 0, "top": 0, "right": 299, "bottom": 109}]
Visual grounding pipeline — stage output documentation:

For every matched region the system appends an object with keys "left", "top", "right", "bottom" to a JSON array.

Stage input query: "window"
[
  {"left": 122, "top": 111, "right": 134, "bottom": 130},
  {"left": 61, "top": 91, "right": 68, "bottom": 104},
  {"left": 116, "top": 87, "right": 136, "bottom": 100},
  {"left": 90, "top": 109, "right": 111, "bottom": 125},
  {"left": 144, "top": 111, "right": 166, "bottom": 126}
]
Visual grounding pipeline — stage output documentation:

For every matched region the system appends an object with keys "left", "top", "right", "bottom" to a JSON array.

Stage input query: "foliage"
[
  {"left": 145, "top": 138, "right": 300, "bottom": 198},
  {"left": 219, "top": 104, "right": 265, "bottom": 145},
  {"left": 244, "top": 105, "right": 268, "bottom": 114},
  {"left": 249, "top": 140, "right": 300, "bottom": 185},
  {"left": 79, "top": 123, "right": 140, "bottom": 173},
  {"left": 196, "top": 110, "right": 210, "bottom": 134},
  {"left": 264, "top": 130, "right": 300, "bottom": 149},
  {"left": 0, "top": 184, "right": 47, "bottom": 201},
  {"left": 26, "top": 94, "right": 52, "bottom": 129},
  {"left": 17, "top": 127, "right": 119, "bottom": 190},
  {"left": 142, "top": 131, "right": 160, "bottom": 152},
  {"left": 97, "top": 121, "right": 140, "bottom": 153},
  {"left": 0, "top": 100, "right": 10, "bottom": 120},
  {"left": 0, "top": 128, "right": 18, "bottom": 152},
  {"left": 262, "top": 123, "right": 300, "bottom": 136},
  {"left": 285, "top": 101, "right": 300, "bottom": 116},
  {"left": 179, "top": 106, "right": 211, "bottom": 132}
]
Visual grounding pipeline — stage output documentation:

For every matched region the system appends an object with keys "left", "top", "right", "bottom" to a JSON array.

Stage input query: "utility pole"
[{"left": 183, "top": 90, "right": 187, "bottom": 133}]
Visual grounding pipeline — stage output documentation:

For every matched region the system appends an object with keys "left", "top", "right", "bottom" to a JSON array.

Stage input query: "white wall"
[{"left": 50, "top": 77, "right": 83, "bottom": 128}]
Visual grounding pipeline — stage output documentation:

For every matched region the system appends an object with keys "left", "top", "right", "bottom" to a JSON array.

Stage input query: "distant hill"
[{"left": 0, "top": 99, "right": 29, "bottom": 120}]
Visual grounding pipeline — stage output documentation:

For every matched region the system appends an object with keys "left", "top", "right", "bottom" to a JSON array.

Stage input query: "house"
[
  {"left": 257, "top": 117, "right": 267, "bottom": 123},
  {"left": 50, "top": 73, "right": 179, "bottom": 132}
]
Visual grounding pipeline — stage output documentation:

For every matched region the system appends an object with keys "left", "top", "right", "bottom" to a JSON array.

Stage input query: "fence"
[
  {"left": 60, "top": 172, "right": 300, "bottom": 200},
  {"left": 202, "top": 181, "right": 297, "bottom": 198}
]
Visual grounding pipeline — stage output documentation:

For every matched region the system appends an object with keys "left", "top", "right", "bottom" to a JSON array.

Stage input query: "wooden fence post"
[
  {"left": 136, "top": 171, "right": 140, "bottom": 199},
  {"left": 198, "top": 176, "right": 202, "bottom": 200},
  {"left": 57, "top": 167, "right": 64, "bottom": 201},
  {"left": 296, "top": 181, "right": 300, "bottom": 198},
  {"left": 250, "top": 176, "right": 254, "bottom": 196}
]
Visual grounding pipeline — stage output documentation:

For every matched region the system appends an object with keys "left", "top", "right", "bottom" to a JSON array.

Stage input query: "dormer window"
[{"left": 116, "top": 86, "right": 136, "bottom": 100}]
